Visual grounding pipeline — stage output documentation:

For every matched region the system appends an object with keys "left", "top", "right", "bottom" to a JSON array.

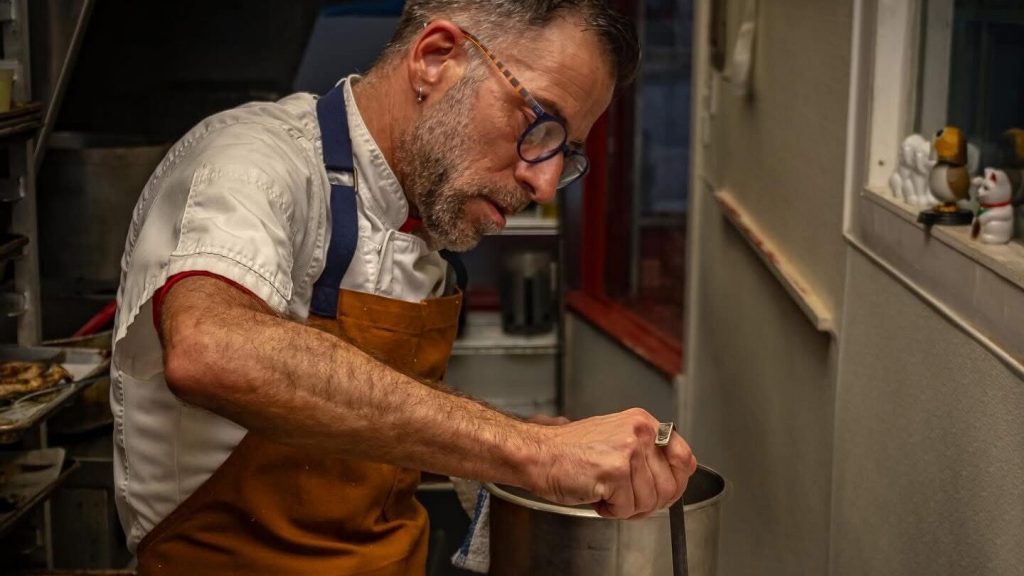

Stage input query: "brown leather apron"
[{"left": 137, "top": 288, "right": 462, "bottom": 575}]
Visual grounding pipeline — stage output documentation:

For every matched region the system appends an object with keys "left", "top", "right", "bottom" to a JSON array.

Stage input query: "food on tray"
[{"left": 0, "top": 361, "right": 72, "bottom": 401}]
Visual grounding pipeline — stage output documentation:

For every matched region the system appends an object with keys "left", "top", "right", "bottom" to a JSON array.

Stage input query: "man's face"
[{"left": 396, "top": 19, "right": 616, "bottom": 252}]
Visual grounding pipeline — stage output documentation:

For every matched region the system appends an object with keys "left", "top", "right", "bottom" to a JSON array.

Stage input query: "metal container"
[
  {"left": 486, "top": 465, "right": 727, "bottom": 576},
  {"left": 36, "top": 132, "right": 170, "bottom": 337},
  {"left": 499, "top": 250, "right": 555, "bottom": 335},
  {"left": 37, "top": 132, "right": 170, "bottom": 286}
]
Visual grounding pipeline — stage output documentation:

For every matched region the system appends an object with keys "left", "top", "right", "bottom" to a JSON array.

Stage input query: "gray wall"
[
  {"left": 685, "top": 0, "right": 853, "bottom": 573},
  {"left": 831, "top": 251, "right": 1024, "bottom": 575},
  {"left": 688, "top": 187, "right": 837, "bottom": 575},
  {"left": 682, "top": 0, "right": 1024, "bottom": 574},
  {"left": 704, "top": 0, "right": 853, "bottom": 317},
  {"left": 563, "top": 313, "right": 674, "bottom": 422}
]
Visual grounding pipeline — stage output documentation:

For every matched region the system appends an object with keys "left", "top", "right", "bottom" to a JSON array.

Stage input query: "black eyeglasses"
[{"left": 459, "top": 28, "right": 590, "bottom": 190}]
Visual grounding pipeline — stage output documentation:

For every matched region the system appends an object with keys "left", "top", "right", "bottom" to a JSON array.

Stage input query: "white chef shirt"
[{"left": 110, "top": 76, "right": 449, "bottom": 551}]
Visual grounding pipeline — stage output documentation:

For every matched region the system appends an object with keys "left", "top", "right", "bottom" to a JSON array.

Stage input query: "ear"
[{"left": 406, "top": 20, "right": 469, "bottom": 103}]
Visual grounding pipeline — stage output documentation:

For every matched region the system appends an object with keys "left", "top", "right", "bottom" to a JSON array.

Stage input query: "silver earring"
[{"left": 417, "top": 86, "right": 425, "bottom": 103}]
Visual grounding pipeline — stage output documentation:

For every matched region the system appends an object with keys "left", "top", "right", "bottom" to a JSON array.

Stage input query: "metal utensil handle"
[
  {"left": 658, "top": 422, "right": 689, "bottom": 576},
  {"left": 670, "top": 499, "right": 689, "bottom": 576}
]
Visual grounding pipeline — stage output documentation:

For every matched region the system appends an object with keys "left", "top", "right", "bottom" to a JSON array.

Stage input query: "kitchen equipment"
[
  {"left": 36, "top": 132, "right": 170, "bottom": 337},
  {"left": 0, "top": 346, "right": 109, "bottom": 444},
  {"left": 655, "top": 422, "right": 689, "bottom": 576},
  {"left": 486, "top": 465, "right": 727, "bottom": 576},
  {"left": 37, "top": 132, "right": 170, "bottom": 287},
  {"left": 499, "top": 250, "right": 555, "bottom": 335},
  {"left": 0, "top": 448, "right": 79, "bottom": 539},
  {"left": 669, "top": 499, "right": 689, "bottom": 576}
]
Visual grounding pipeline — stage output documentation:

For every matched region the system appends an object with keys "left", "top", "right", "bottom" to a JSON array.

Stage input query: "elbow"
[{"left": 162, "top": 312, "right": 217, "bottom": 407}]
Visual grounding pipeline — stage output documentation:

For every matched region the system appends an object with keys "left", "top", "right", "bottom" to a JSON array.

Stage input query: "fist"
[{"left": 530, "top": 408, "right": 697, "bottom": 519}]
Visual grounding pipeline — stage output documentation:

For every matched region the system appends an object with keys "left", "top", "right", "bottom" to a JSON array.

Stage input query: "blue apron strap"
[{"left": 311, "top": 84, "right": 359, "bottom": 317}]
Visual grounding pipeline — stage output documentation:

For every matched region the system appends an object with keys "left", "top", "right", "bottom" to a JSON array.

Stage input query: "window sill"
[
  {"left": 852, "top": 187, "right": 1024, "bottom": 375},
  {"left": 862, "top": 187, "right": 1024, "bottom": 289},
  {"left": 565, "top": 290, "right": 683, "bottom": 378}
]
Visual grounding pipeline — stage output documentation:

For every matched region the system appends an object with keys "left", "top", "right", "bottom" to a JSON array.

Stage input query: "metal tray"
[
  {"left": 0, "top": 448, "right": 79, "bottom": 539},
  {"left": 0, "top": 347, "right": 109, "bottom": 444}
]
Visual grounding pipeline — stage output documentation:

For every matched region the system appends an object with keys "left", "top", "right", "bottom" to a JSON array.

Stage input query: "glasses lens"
[
  {"left": 558, "top": 152, "right": 589, "bottom": 189},
  {"left": 520, "top": 120, "right": 567, "bottom": 162}
]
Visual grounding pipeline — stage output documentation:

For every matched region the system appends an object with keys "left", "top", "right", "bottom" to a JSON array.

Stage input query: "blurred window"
[{"left": 565, "top": 0, "right": 693, "bottom": 376}]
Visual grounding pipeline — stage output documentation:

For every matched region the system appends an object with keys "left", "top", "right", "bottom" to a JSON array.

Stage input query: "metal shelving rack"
[
  {"left": 446, "top": 209, "right": 564, "bottom": 417},
  {"left": 0, "top": 2, "right": 69, "bottom": 571},
  {"left": 1, "top": 0, "right": 41, "bottom": 346},
  {"left": 451, "top": 310, "right": 559, "bottom": 357}
]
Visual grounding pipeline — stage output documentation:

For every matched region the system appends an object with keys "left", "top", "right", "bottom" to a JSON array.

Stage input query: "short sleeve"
[{"left": 167, "top": 160, "right": 297, "bottom": 314}]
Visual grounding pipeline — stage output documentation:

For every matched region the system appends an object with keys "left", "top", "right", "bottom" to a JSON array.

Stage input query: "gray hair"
[{"left": 375, "top": 0, "right": 640, "bottom": 89}]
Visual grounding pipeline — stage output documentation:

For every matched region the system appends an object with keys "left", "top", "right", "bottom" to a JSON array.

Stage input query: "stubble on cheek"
[
  {"left": 394, "top": 75, "right": 530, "bottom": 252},
  {"left": 394, "top": 82, "right": 488, "bottom": 250}
]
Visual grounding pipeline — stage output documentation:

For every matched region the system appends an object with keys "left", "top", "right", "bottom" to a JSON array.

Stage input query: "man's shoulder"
[
  {"left": 177, "top": 93, "right": 324, "bottom": 187},
  {"left": 216, "top": 92, "right": 318, "bottom": 131},
  {"left": 193, "top": 92, "right": 320, "bottom": 154}
]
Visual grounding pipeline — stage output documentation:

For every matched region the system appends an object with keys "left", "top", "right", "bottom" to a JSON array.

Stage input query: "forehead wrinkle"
[{"left": 474, "top": 15, "right": 613, "bottom": 141}]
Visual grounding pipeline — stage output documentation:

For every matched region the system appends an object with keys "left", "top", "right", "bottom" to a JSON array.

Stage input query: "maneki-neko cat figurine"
[
  {"left": 971, "top": 168, "right": 1014, "bottom": 244},
  {"left": 918, "top": 126, "right": 973, "bottom": 226}
]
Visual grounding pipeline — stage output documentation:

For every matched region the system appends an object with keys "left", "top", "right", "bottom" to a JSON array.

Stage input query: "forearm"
[{"left": 162, "top": 277, "right": 540, "bottom": 488}]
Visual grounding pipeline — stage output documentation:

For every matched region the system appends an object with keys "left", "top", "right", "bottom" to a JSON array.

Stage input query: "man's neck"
[{"left": 349, "top": 73, "right": 417, "bottom": 212}]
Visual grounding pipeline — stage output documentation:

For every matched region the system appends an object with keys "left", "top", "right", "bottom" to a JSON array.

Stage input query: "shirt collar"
[{"left": 342, "top": 75, "right": 410, "bottom": 231}]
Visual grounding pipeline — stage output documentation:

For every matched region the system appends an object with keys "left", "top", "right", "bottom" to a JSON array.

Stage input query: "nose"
[{"left": 514, "top": 154, "right": 563, "bottom": 205}]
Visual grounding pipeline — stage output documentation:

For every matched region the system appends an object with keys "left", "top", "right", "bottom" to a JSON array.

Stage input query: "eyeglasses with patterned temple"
[{"left": 458, "top": 27, "right": 590, "bottom": 190}]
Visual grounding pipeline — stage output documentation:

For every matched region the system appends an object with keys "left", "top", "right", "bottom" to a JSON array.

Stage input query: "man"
[{"left": 111, "top": 1, "right": 697, "bottom": 573}]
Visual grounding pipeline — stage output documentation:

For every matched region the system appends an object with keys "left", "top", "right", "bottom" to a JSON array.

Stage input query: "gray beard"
[{"left": 394, "top": 76, "right": 529, "bottom": 252}]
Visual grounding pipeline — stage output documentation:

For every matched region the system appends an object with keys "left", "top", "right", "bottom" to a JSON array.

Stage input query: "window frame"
[
  {"left": 849, "top": 0, "right": 1024, "bottom": 376},
  {"left": 863, "top": 0, "right": 1024, "bottom": 262},
  {"left": 569, "top": 103, "right": 684, "bottom": 379},
  {"left": 565, "top": 0, "right": 693, "bottom": 379}
]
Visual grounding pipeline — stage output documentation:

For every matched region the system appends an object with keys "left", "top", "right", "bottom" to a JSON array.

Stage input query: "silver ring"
[{"left": 655, "top": 422, "right": 674, "bottom": 447}]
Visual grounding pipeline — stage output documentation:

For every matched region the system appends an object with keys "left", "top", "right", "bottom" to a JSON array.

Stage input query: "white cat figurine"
[
  {"left": 972, "top": 168, "right": 1014, "bottom": 245},
  {"left": 888, "top": 134, "right": 934, "bottom": 206}
]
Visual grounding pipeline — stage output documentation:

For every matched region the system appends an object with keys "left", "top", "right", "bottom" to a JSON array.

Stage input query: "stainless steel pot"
[{"left": 486, "top": 465, "right": 727, "bottom": 576}]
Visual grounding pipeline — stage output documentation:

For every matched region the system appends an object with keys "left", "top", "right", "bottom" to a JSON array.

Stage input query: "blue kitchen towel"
[{"left": 451, "top": 485, "right": 491, "bottom": 573}]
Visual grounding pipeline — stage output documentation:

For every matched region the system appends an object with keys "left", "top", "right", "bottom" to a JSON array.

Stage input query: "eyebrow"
[
  {"left": 533, "top": 95, "right": 565, "bottom": 121},
  {"left": 531, "top": 94, "right": 585, "bottom": 147}
]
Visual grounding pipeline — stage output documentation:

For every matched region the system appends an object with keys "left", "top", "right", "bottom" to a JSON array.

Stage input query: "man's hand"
[{"left": 529, "top": 408, "right": 696, "bottom": 519}]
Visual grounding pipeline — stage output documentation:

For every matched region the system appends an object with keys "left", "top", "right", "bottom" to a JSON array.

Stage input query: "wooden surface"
[{"left": 713, "top": 189, "right": 836, "bottom": 336}]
